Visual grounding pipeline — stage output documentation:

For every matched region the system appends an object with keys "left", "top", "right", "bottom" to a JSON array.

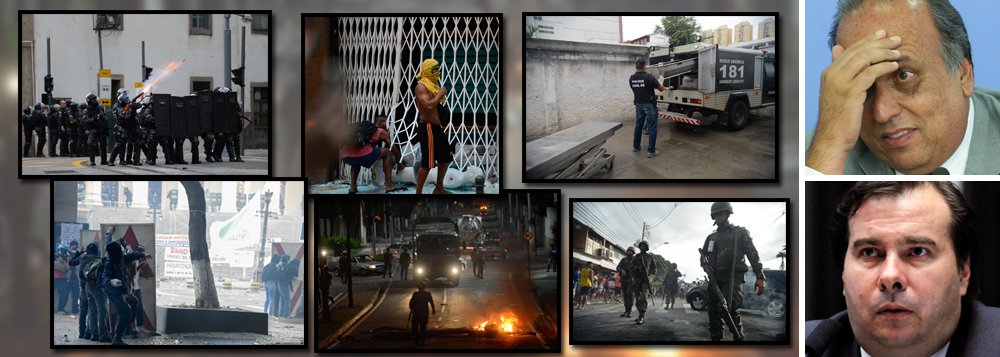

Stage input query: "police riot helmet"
[
  {"left": 214, "top": 86, "right": 232, "bottom": 93},
  {"left": 117, "top": 92, "right": 129, "bottom": 106},
  {"left": 79, "top": 103, "right": 88, "bottom": 111},
  {"left": 711, "top": 202, "right": 733, "bottom": 218},
  {"left": 34, "top": 103, "right": 42, "bottom": 110},
  {"left": 86, "top": 92, "right": 98, "bottom": 105},
  {"left": 23, "top": 107, "right": 30, "bottom": 114},
  {"left": 69, "top": 102, "right": 79, "bottom": 110}
]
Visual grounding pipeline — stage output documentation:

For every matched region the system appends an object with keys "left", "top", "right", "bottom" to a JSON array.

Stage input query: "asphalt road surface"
[
  {"left": 21, "top": 147, "right": 268, "bottom": 176},
  {"left": 571, "top": 296, "right": 786, "bottom": 342},
  {"left": 598, "top": 106, "right": 776, "bottom": 180},
  {"left": 326, "top": 253, "right": 555, "bottom": 350}
]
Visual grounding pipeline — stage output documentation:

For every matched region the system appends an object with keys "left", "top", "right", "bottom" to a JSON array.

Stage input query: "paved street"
[
  {"left": 597, "top": 106, "right": 776, "bottom": 179},
  {"left": 319, "top": 249, "right": 558, "bottom": 351},
  {"left": 53, "top": 279, "right": 303, "bottom": 346},
  {"left": 22, "top": 147, "right": 268, "bottom": 176},
  {"left": 571, "top": 295, "right": 785, "bottom": 342}
]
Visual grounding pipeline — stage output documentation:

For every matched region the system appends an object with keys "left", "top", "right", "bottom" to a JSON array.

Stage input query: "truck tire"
[{"left": 727, "top": 100, "right": 749, "bottom": 131}]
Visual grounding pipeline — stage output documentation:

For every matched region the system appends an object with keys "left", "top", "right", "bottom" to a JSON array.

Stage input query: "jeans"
[
  {"left": 107, "top": 292, "right": 132, "bottom": 341},
  {"left": 264, "top": 280, "right": 279, "bottom": 316},
  {"left": 633, "top": 103, "right": 658, "bottom": 153},
  {"left": 278, "top": 283, "right": 291, "bottom": 317},
  {"left": 86, "top": 282, "right": 109, "bottom": 339},
  {"left": 54, "top": 278, "right": 69, "bottom": 313},
  {"left": 133, "top": 289, "right": 145, "bottom": 330}
]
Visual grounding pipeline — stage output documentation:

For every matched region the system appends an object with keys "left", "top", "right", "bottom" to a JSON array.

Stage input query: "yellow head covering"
[{"left": 417, "top": 58, "right": 445, "bottom": 104}]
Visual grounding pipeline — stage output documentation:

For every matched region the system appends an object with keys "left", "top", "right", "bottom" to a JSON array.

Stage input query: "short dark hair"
[
  {"left": 635, "top": 59, "right": 646, "bottom": 69},
  {"left": 830, "top": 182, "right": 978, "bottom": 294}
]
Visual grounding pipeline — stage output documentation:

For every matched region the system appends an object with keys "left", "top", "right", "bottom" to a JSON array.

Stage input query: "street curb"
[{"left": 320, "top": 287, "right": 383, "bottom": 349}]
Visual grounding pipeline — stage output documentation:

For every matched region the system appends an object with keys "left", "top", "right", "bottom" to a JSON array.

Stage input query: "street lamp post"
[{"left": 254, "top": 190, "right": 275, "bottom": 283}]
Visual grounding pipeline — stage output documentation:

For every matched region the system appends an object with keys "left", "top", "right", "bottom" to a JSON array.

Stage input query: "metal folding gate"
[{"left": 336, "top": 16, "right": 501, "bottom": 183}]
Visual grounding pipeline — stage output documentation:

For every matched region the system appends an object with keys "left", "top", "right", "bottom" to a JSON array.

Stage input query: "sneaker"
[
  {"left": 646, "top": 150, "right": 660, "bottom": 158},
  {"left": 632, "top": 147, "right": 640, "bottom": 153}
]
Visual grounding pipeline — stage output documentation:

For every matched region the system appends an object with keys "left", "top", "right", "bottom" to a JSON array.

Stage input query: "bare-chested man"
[{"left": 413, "top": 58, "right": 453, "bottom": 194}]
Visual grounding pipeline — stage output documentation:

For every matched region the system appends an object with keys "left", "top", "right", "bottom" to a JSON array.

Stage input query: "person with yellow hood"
[{"left": 413, "top": 58, "right": 453, "bottom": 194}]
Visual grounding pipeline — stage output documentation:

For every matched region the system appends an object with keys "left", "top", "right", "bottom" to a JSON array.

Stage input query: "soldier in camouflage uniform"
[
  {"left": 701, "top": 202, "right": 766, "bottom": 341},
  {"left": 629, "top": 241, "right": 656, "bottom": 325},
  {"left": 616, "top": 246, "right": 636, "bottom": 318},
  {"left": 663, "top": 262, "right": 681, "bottom": 309}
]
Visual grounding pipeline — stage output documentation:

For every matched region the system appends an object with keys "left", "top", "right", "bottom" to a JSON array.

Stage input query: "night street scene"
[
  {"left": 304, "top": 16, "right": 501, "bottom": 194},
  {"left": 51, "top": 180, "right": 304, "bottom": 347},
  {"left": 570, "top": 200, "right": 789, "bottom": 345},
  {"left": 313, "top": 191, "right": 559, "bottom": 351},
  {"left": 20, "top": 13, "right": 270, "bottom": 176}
]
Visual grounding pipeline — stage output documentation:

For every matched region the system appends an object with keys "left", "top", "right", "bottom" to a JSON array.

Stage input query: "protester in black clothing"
[
  {"left": 408, "top": 281, "right": 436, "bottom": 346},
  {"left": 383, "top": 248, "right": 394, "bottom": 278},
  {"left": 399, "top": 248, "right": 411, "bottom": 280},
  {"left": 318, "top": 261, "right": 332, "bottom": 321}
]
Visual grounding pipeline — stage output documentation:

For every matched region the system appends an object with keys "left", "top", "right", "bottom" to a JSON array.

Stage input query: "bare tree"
[{"left": 181, "top": 181, "right": 220, "bottom": 308}]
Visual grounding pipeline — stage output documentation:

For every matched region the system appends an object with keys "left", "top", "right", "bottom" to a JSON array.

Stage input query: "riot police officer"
[
  {"left": 66, "top": 102, "right": 81, "bottom": 157},
  {"left": 21, "top": 106, "right": 34, "bottom": 157},
  {"left": 46, "top": 103, "right": 63, "bottom": 157},
  {"left": 81, "top": 93, "right": 109, "bottom": 166},
  {"left": 136, "top": 96, "right": 158, "bottom": 165},
  {"left": 701, "top": 202, "right": 765, "bottom": 341},
  {"left": 56, "top": 101, "right": 72, "bottom": 156},
  {"left": 109, "top": 90, "right": 142, "bottom": 166},
  {"left": 616, "top": 246, "right": 636, "bottom": 318},
  {"left": 33, "top": 102, "right": 48, "bottom": 157},
  {"left": 629, "top": 241, "right": 656, "bottom": 325}
]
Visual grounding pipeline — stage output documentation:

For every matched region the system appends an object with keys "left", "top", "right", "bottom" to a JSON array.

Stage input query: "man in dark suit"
[{"left": 806, "top": 181, "right": 1000, "bottom": 356}]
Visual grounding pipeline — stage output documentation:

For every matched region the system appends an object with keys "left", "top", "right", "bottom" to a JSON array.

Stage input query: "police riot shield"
[
  {"left": 151, "top": 94, "right": 172, "bottom": 137},
  {"left": 224, "top": 92, "right": 239, "bottom": 134},
  {"left": 184, "top": 95, "right": 200, "bottom": 135},
  {"left": 171, "top": 96, "right": 188, "bottom": 138},
  {"left": 197, "top": 91, "right": 213, "bottom": 134},
  {"left": 211, "top": 92, "right": 227, "bottom": 133}
]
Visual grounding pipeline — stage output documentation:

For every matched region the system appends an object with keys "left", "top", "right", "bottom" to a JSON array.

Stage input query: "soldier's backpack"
[
  {"left": 346, "top": 121, "right": 379, "bottom": 148},
  {"left": 82, "top": 257, "right": 102, "bottom": 282}
]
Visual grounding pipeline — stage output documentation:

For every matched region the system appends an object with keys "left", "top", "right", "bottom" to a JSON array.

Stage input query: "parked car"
[
  {"left": 388, "top": 242, "right": 413, "bottom": 258},
  {"left": 331, "top": 255, "right": 386, "bottom": 276},
  {"left": 480, "top": 241, "right": 508, "bottom": 260},
  {"left": 685, "top": 269, "right": 786, "bottom": 319}
]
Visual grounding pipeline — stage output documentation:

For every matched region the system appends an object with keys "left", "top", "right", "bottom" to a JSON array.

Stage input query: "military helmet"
[
  {"left": 711, "top": 202, "right": 734, "bottom": 217},
  {"left": 626, "top": 246, "right": 635, "bottom": 254},
  {"left": 638, "top": 241, "right": 649, "bottom": 249}
]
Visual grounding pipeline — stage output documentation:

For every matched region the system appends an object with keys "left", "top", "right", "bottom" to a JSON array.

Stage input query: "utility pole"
[
  {"left": 224, "top": 14, "right": 232, "bottom": 88},
  {"left": 254, "top": 190, "right": 275, "bottom": 283}
]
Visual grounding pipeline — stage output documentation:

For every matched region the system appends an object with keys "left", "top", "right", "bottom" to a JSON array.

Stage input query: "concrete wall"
[{"left": 524, "top": 39, "right": 648, "bottom": 140}]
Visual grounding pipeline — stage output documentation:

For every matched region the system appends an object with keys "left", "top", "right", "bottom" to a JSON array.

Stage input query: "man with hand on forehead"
[{"left": 806, "top": 0, "right": 1000, "bottom": 175}]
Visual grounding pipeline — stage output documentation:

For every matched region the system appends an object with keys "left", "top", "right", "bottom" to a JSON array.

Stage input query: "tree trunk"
[{"left": 181, "top": 181, "right": 220, "bottom": 308}]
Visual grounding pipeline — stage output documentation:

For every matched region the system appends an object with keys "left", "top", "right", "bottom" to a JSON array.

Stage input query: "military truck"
[
  {"left": 412, "top": 217, "right": 463, "bottom": 287},
  {"left": 646, "top": 42, "right": 775, "bottom": 131}
]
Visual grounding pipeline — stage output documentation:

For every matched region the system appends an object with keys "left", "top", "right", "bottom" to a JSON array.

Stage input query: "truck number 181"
[{"left": 718, "top": 64, "right": 744, "bottom": 79}]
